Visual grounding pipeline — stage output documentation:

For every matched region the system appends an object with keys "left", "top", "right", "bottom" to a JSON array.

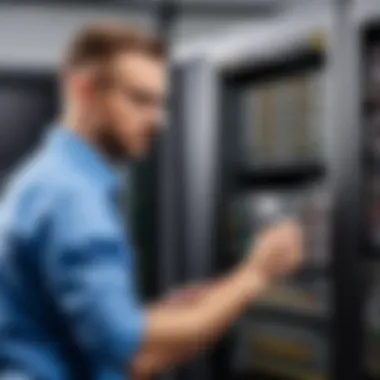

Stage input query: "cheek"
[
  {"left": 107, "top": 96, "right": 129, "bottom": 122},
  {"left": 107, "top": 99, "right": 139, "bottom": 141}
]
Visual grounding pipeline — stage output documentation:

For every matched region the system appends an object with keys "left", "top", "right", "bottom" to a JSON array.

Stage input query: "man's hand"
[
  {"left": 131, "top": 220, "right": 304, "bottom": 379},
  {"left": 245, "top": 220, "right": 304, "bottom": 284}
]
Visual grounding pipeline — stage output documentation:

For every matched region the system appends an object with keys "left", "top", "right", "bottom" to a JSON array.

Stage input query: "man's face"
[{"left": 96, "top": 52, "right": 167, "bottom": 159}]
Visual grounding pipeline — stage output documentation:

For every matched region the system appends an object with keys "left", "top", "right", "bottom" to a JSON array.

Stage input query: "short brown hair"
[{"left": 64, "top": 22, "right": 166, "bottom": 70}]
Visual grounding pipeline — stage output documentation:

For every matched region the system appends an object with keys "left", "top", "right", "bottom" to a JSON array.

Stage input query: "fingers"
[{"left": 253, "top": 218, "right": 305, "bottom": 279}]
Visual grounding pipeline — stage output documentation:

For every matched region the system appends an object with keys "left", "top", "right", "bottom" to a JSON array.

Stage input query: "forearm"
[
  {"left": 131, "top": 280, "right": 221, "bottom": 378},
  {"left": 132, "top": 266, "right": 267, "bottom": 376},
  {"left": 146, "top": 267, "right": 262, "bottom": 346}
]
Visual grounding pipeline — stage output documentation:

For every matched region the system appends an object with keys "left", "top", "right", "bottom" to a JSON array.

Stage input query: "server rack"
[
  {"left": 167, "top": 49, "right": 331, "bottom": 380},
  {"left": 360, "top": 18, "right": 380, "bottom": 380},
  {"left": 168, "top": 2, "right": 369, "bottom": 380},
  {"left": 214, "top": 46, "right": 330, "bottom": 380}
]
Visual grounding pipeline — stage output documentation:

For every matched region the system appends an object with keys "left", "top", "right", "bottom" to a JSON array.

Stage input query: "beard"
[
  {"left": 97, "top": 122, "right": 159, "bottom": 163},
  {"left": 98, "top": 124, "right": 130, "bottom": 163}
]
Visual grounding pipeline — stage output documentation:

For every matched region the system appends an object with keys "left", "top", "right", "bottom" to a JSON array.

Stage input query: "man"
[{"left": 0, "top": 23, "right": 303, "bottom": 380}]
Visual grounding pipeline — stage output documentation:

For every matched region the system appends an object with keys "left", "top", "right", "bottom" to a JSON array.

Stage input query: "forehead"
[{"left": 112, "top": 52, "right": 166, "bottom": 90}]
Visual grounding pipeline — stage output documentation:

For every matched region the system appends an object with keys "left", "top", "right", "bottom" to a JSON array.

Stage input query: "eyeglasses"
[{"left": 114, "top": 82, "right": 167, "bottom": 113}]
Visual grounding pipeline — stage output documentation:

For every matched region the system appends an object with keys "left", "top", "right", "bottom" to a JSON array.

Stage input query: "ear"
[{"left": 72, "top": 70, "right": 95, "bottom": 101}]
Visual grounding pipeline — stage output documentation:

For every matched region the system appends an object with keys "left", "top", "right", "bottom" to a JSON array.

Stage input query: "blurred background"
[{"left": 0, "top": 0, "right": 376, "bottom": 380}]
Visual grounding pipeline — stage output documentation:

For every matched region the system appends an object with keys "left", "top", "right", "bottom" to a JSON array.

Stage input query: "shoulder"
[
  {"left": 1, "top": 146, "right": 107, "bottom": 237},
  {"left": 3, "top": 146, "right": 72, "bottom": 207}
]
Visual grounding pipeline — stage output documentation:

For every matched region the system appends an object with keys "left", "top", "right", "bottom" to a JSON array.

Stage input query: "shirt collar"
[{"left": 46, "top": 124, "right": 121, "bottom": 194}]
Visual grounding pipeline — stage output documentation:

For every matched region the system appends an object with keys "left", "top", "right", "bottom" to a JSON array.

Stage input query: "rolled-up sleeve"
[{"left": 43, "top": 196, "right": 146, "bottom": 369}]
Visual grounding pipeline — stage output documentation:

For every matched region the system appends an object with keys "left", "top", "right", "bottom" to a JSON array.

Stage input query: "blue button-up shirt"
[{"left": 0, "top": 126, "right": 145, "bottom": 380}]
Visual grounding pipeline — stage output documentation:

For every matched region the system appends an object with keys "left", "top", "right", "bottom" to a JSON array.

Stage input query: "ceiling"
[
  {"left": 0, "top": 0, "right": 323, "bottom": 15},
  {"left": 0, "top": 0, "right": 332, "bottom": 68}
]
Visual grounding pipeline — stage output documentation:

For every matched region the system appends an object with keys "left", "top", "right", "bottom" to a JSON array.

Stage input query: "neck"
[
  {"left": 60, "top": 110, "right": 125, "bottom": 164},
  {"left": 61, "top": 108, "right": 98, "bottom": 145}
]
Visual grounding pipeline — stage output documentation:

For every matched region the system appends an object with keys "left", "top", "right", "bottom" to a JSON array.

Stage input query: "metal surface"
[
  {"left": 156, "top": 0, "right": 180, "bottom": 290},
  {"left": 157, "top": 65, "right": 187, "bottom": 293},
  {"left": 156, "top": 63, "right": 190, "bottom": 380},
  {"left": 175, "top": 0, "right": 281, "bottom": 18},
  {"left": 330, "top": 0, "right": 365, "bottom": 379},
  {"left": 0, "top": 0, "right": 291, "bottom": 17},
  {"left": 156, "top": 0, "right": 178, "bottom": 41},
  {"left": 0, "top": 0, "right": 159, "bottom": 11},
  {"left": 170, "top": 59, "right": 219, "bottom": 380},
  {"left": 182, "top": 61, "right": 219, "bottom": 281}
]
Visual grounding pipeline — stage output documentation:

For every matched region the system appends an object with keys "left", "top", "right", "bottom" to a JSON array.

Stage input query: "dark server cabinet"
[
  {"left": 169, "top": 46, "right": 338, "bottom": 380},
  {"left": 361, "top": 20, "right": 380, "bottom": 380},
  {"left": 213, "top": 49, "right": 331, "bottom": 380},
  {"left": 0, "top": 72, "right": 58, "bottom": 188}
]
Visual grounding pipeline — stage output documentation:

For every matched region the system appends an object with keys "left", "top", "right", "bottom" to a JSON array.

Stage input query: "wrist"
[{"left": 234, "top": 264, "right": 269, "bottom": 301}]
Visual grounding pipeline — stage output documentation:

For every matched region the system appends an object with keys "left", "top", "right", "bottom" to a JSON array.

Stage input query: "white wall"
[
  {"left": 0, "top": 3, "right": 286, "bottom": 70},
  {"left": 0, "top": 1, "right": 380, "bottom": 71},
  {"left": 173, "top": 2, "right": 334, "bottom": 65},
  {"left": 0, "top": 4, "right": 154, "bottom": 70},
  {"left": 0, "top": 2, "right": 336, "bottom": 70},
  {"left": 354, "top": 0, "right": 380, "bottom": 22}
]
